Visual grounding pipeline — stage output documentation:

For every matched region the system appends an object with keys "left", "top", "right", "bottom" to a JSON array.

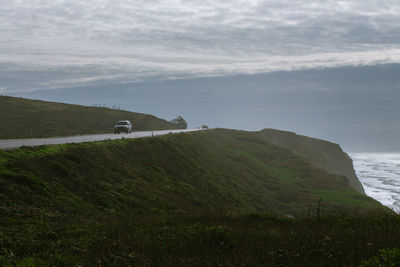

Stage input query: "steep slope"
[
  {"left": 0, "top": 129, "right": 379, "bottom": 219},
  {"left": 258, "top": 129, "right": 365, "bottom": 194},
  {"left": 0, "top": 128, "right": 389, "bottom": 266},
  {"left": 0, "top": 96, "right": 175, "bottom": 139}
]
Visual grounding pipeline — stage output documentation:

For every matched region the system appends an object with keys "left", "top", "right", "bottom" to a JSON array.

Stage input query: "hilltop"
[
  {"left": 0, "top": 128, "right": 395, "bottom": 265},
  {"left": 0, "top": 96, "right": 176, "bottom": 139}
]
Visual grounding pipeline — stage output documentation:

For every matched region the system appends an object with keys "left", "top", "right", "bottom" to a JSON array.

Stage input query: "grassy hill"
[
  {"left": 0, "top": 96, "right": 176, "bottom": 139},
  {"left": 0, "top": 129, "right": 381, "bottom": 217},
  {"left": 1, "top": 128, "right": 396, "bottom": 266},
  {"left": 258, "top": 129, "right": 365, "bottom": 194}
]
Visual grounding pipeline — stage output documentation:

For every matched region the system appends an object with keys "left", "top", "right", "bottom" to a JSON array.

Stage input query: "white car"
[{"left": 114, "top": 120, "right": 132, "bottom": 134}]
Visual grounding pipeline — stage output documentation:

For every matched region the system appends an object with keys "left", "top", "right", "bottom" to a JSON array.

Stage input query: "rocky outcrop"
[{"left": 258, "top": 129, "right": 365, "bottom": 194}]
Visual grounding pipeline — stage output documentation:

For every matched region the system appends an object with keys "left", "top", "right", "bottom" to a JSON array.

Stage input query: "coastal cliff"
[
  {"left": 258, "top": 129, "right": 365, "bottom": 194},
  {"left": 0, "top": 128, "right": 386, "bottom": 266}
]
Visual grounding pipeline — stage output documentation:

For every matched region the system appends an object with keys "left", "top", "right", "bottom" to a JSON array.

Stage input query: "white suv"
[{"left": 114, "top": 120, "right": 132, "bottom": 134}]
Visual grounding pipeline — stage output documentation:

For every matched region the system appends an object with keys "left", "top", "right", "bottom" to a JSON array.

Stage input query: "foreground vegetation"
[
  {"left": 0, "top": 96, "right": 175, "bottom": 139},
  {"left": 0, "top": 129, "right": 397, "bottom": 265},
  {"left": 1, "top": 212, "right": 400, "bottom": 266}
]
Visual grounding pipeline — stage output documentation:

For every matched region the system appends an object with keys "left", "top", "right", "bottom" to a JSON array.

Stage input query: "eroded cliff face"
[{"left": 258, "top": 129, "right": 365, "bottom": 194}]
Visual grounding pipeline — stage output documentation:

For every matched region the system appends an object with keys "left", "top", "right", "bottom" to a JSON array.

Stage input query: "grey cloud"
[{"left": 1, "top": 0, "right": 400, "bottom": 91}]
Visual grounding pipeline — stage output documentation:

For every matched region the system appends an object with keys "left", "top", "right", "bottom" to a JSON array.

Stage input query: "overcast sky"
[
  {"left": 2, "top": 0, "right": 400, "bottom": 92},
  {"left": 2, "top": 0, "right": 400, "bottom": 151}
]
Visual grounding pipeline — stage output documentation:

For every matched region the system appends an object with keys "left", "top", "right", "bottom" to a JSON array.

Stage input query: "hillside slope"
[
  {"left": 0, "top": 96, "right": 176, "bottom": 139},
  {"left": 0, "top": 129, "right": 390, "bottom": 266},
  {"left": 258, "top": 129, "right": 365, "bottom": 194},
  {"left": 0, "top": 129, "right": 380, "bottom": 218}
]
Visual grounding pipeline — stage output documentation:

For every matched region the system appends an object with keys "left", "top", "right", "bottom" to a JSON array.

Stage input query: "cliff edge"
[{"left": 258, "top": 129, "right": 365, "bottom": 194}]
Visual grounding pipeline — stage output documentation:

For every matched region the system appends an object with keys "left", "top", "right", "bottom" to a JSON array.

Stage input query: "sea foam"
[{"left": 351, "top": 153, "right": 400, "bottom": 213}]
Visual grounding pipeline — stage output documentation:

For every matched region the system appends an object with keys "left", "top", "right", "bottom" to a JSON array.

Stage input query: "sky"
[{"left": 2, "top": 0, "right": 400, "bottom": 151}]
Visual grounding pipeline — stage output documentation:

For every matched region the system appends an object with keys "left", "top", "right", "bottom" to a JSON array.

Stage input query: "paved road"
[{"left": 0, "top": 129, "right": 200, "bottom": 150}]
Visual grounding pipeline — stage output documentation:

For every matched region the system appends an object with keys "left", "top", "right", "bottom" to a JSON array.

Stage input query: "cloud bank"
[{"left": 1, "top": 0, "right": 400, "bottom": 91}]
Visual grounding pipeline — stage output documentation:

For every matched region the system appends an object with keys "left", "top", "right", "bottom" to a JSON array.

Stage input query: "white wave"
[{"left": 351, "top": 153, "right": 400, "bottom": 213}]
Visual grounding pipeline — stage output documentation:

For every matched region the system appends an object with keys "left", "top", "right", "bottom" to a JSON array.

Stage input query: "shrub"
[{"left": 360, "top": 248, "right": 400, "bottom": 267}]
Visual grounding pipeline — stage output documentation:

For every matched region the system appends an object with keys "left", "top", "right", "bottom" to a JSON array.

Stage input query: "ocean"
[{"left": 351, "top": 153, "right": 400, "bottom": 213}]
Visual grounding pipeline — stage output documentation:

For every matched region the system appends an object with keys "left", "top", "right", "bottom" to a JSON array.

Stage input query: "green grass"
[
  {"left": 0, "top": 129, "right": 383, "bottom": 216},
  {"left": 0, "top": 128, "right": 395, "bottom": 265},
  {"left": 1, "top": 213, "right": 400, "bottom": 266},
  {"left": 226, "top": 147, "right": 302, "bottom": 183},
  {"left": 0, "top": 96, "right": 176, "bottom": 139},
  {"left": 312, "top": 189, "right": 379, "bottom": 207},
  {"left": 258, "top": 128, "right": 365, "bottom": 194}
]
